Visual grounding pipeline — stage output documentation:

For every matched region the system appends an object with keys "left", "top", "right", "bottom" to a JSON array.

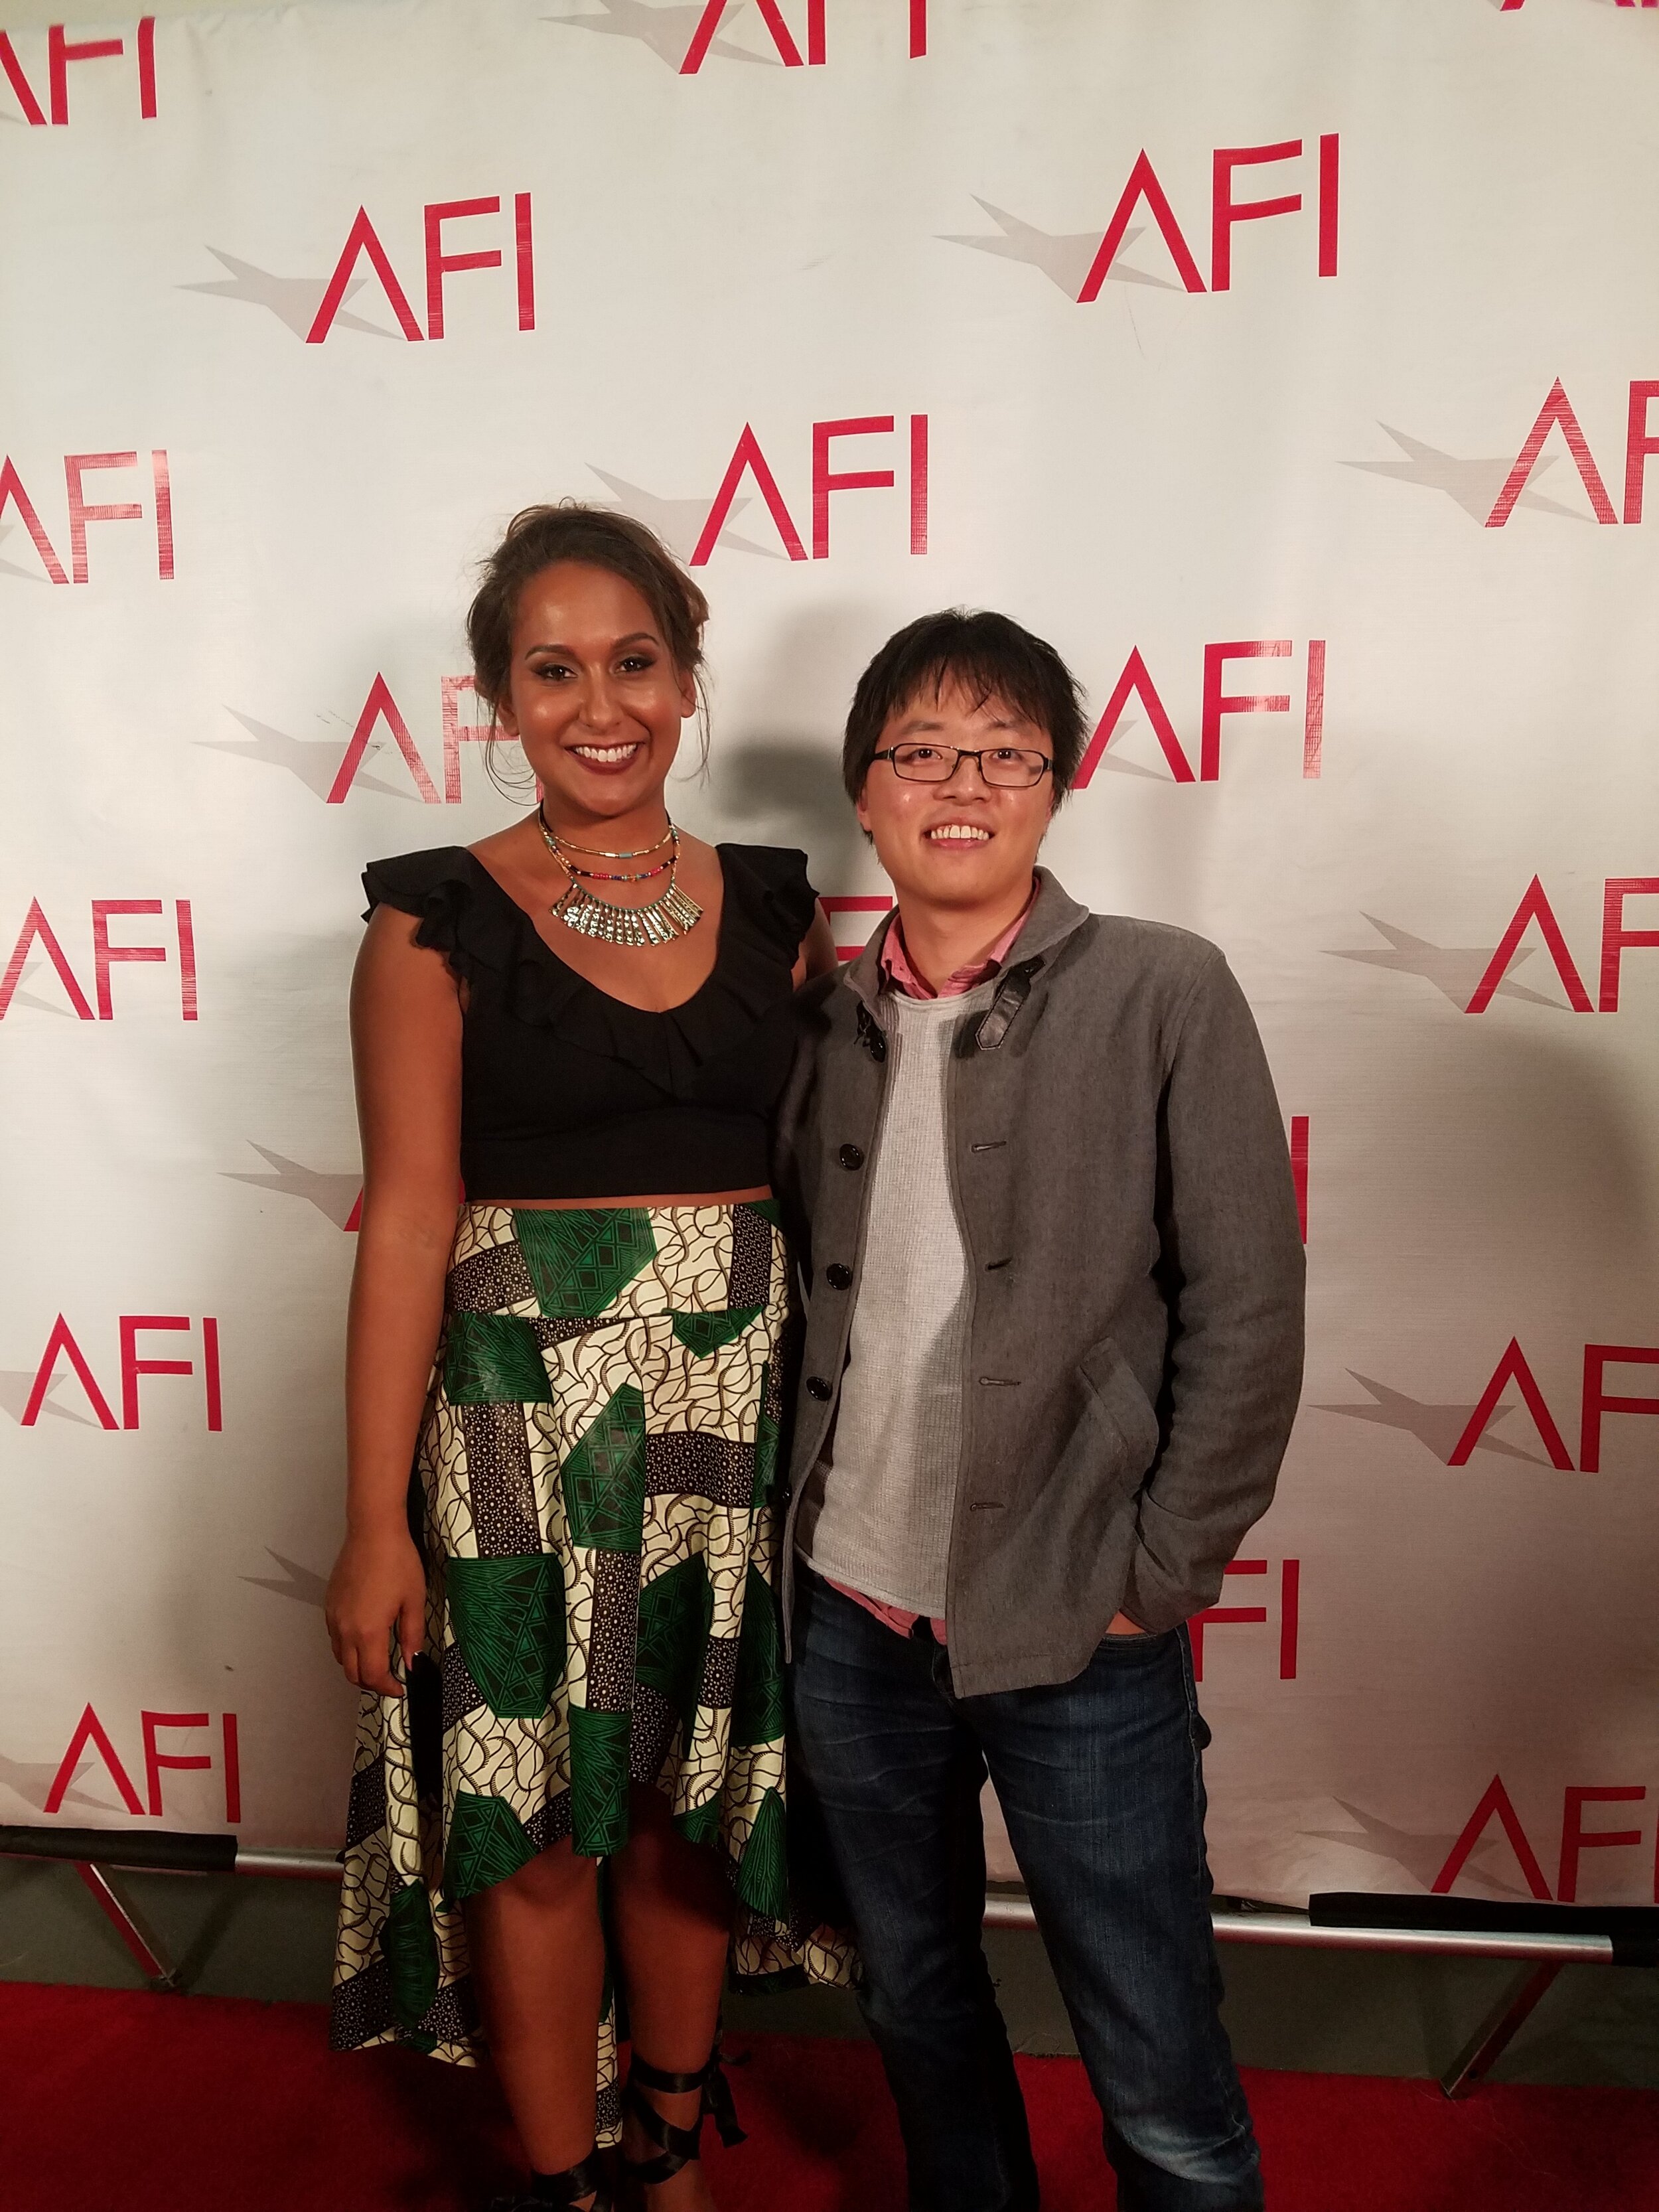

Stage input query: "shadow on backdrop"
[
  {"left": 684, "top": 596, "right": 917, "bottom": 901},
  {"left": 705, "top": 739, "right": 871, "bottom": 899}
]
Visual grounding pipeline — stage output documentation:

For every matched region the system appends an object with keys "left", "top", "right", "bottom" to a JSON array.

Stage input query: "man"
[{"left": 774, "top": 609, "right": 1305, "bottom": 2212}]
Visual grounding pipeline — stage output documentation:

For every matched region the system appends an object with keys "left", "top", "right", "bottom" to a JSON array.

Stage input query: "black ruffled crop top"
[{"left": 362, "top": 844, "right": 818, "bottom": 1202}]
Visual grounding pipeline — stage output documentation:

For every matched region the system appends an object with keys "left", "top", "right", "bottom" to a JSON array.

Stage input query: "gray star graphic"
[
  {"left": 5, "top": 961, "right": 76, "bottom": 1018},
  {"left": 1303, "top": 1799, "right": 1534, "bottom": 1899},
  {"left": 1088, "top": 715, "right": 1176, "bottom": 781},
  {"left": 1327, "top": 916, "right": 1563, "bottom": 1011},
  {"left": 1343, "top": 424, "right": 1589, "bottom": 526},
  {"left": 242, "top": 1549, "right": 328, "bottom": 1609},
  {"left": 939, "top": 202, "right": 1175, "bottom": 298},
  {"left": 587, "top": 466, "right": 781, "bottom": 561},
  {"left": 1313, "top": 1373, "right": 1551, "bottom": 1468},
  {"left": 223, "top": 1144, "right": 362, "bottom": 1228},
  {"left": 179, "top": 250, "right": 397, "bottom": 342},
  {"left": 0, "top": 1754, "right": 115, "bottom": 1816},
  {"left": 545, "top": 1, "right": 773, "bottom": 68},
  {"left": 0, "top": 521, "right": 50, "bottom": 584},
  {"left": 198, "top": 710, "right": 415, "bottom": 803},
  {"left": 0, "top": 1368, "right": 96, "bottom": 1427}
]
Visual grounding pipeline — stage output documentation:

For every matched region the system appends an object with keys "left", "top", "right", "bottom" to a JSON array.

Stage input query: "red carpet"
[{"left": 0, "top": 1981, "right": 1653, "bottom": 2211}]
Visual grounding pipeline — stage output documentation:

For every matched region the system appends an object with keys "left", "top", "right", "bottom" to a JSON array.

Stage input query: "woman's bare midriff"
[{"left": 499, "top": 1187, "right": 772, "bottom": 1209}]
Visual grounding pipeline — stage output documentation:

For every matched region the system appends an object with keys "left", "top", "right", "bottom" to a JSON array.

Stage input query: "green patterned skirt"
[{"left": 330, "top": 1199, "right": 855, "bottom": 2134}]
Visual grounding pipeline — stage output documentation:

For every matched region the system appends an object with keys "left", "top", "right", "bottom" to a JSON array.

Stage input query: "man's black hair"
[{"left": 841, "top": 607, "right": 1088, "bottom": 803}]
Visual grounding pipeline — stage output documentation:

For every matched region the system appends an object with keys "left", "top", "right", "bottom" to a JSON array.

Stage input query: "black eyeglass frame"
[{"left": 868, "top": 743, "right": 1055, "bottom": 789}]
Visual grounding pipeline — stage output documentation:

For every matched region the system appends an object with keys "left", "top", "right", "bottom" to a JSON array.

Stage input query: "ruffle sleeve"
[
  {"left": 362, "top": 847, "right": 492, "bottom": 984},
  {"left": 362, "top": 848, "right": 470, "bottom": 934},
  {"left": 717, "top": 844, "right": 818, "bottom": 954},
  {"left": 363, "top": 848, "right": 593, "bottom": 1031}
]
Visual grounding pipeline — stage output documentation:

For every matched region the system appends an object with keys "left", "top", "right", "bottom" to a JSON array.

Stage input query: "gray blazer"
[{"left": 771, "top": 868, "right": 1306, "bottom": 1698}]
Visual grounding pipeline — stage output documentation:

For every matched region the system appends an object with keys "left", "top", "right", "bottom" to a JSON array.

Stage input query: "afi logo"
[
  {"left": 320, "top": 672, "right": 492, "bottom": 804},
  {"left": 1073, "top": 638, "right": 1327, "bottom": 786},
  {"left": 1190, "top": 1559, "right": 1301, "bottom": 1681},
  {"left": 307, "top": 194, "right": 536, "bottom": 343},
  {"left": 45, "top": 1706, "right": 240, "bottom": 1823},
  {"left": 332, "top": 673, "right": 493, "bottom": 803},
  {"left": 1435, "top": 1774, "right": 1653, "bottom": 1905},
  {"left": 1334, "top": 877, "right": 1659, "bottom": 1014},
  {"left": 0, "top": 451, "right": 173, "bottom": 584},
  {"left": 955, "top": 135, "right": 1338, "bottom": 301},
  {"left": 208, "top": 677, "right": 497, "bottom": 807},
  {"left": 1486, "top": 378, "right": 1659, "bottom": 526},
  {"left": 0, "top": 899, "right": 198, "bottom": 1021},
  {"left": 1466, "top": 875, "right": 1659, "bottom": 1013},
  {"left": 0, "top": 17, "right": 156, "bottom": 124},
  {"left": 1450, "top": 1337, "right": 1658, "bottom": 1473},
  {"left": 18, "top": 1313, "right": 224, "bottom": 1432},
  {"left": 676, "top": 0, "right": 928, "bottom": 70},
  {"left": 691, "top": 413, "right": 928, "bottom": 564}
]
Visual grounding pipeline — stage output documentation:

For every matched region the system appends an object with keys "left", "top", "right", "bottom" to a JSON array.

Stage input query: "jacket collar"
[{"left": 843, "top": 865, "right": 1090, "bottom": 1010}]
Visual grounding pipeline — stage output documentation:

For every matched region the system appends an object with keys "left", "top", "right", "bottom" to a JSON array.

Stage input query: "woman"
[{"left": 325, "top": 504, "right": 851, "bottom": 2212}]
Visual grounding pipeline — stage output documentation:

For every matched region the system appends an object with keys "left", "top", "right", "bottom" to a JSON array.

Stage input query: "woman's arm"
[
  {"left": 792, "top": 899, "right": 840, "bottom": 986},
  {"left": 325, "top": 907, "right": 463, "bottom": 1697}
]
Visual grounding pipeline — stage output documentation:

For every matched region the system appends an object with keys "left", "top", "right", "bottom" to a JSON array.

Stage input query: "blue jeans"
[{"left": 790, "top": 1573, "right": 1262, "bottom": 2212}]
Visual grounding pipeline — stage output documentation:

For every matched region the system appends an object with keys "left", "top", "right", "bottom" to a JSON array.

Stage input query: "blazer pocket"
[{"left": 1076, "top": 1337, "right": 1161, "bottom": 1476}]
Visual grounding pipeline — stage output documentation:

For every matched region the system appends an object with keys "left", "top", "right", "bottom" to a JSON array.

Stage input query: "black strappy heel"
[
  {"left": 489, "top": 2149, "right": 613, "bottom": 2210},
  {"left": 620, "top": 2045, "right": 747, "bottom": 2191}
]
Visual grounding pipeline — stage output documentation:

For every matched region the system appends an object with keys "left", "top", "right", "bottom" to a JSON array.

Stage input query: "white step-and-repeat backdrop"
[{"left": 3, "top": 0, "right": 1657, "bottom": 1912}]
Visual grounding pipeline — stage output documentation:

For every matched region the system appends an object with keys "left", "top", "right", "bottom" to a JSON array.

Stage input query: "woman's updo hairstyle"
[{"left": 467, "top": 501, "right": 711, "bottom": 791}]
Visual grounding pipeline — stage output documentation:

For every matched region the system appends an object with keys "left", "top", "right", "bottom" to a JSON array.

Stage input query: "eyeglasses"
[{"left": 870, "top": 742, "right": 1054, "bottom": 790}]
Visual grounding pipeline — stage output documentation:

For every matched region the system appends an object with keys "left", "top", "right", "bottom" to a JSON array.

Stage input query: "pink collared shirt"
[
  {"left": 877, "top": 892, "right": 1036, "bottom": 1001},
  {"left": 825, "top": 886, "right": 1037, "bottom": 1645}
]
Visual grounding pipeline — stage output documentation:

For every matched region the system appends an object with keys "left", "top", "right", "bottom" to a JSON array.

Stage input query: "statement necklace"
[{"left": 538, "top": 808, "right": 704, "bottom": 948}]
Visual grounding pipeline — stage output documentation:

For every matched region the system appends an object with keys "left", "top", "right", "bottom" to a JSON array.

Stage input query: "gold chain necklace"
[
  {"left": 538, "top": 808, "right": 703, "bottom": 948},
  {"left": 553, "top": 826, "right": 675, "bottom": 860}
]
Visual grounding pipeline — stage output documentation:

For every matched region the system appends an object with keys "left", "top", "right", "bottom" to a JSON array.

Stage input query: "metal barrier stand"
[
  {"left": 1, "top": 1831, "right": 1630, "bottom": 2098},
  {"left": 69, "top": 1863, "right": 181, "bottom": 1995},
  {"left": 989, "top": 1892, "right": 1610, "bottom": 2096}
]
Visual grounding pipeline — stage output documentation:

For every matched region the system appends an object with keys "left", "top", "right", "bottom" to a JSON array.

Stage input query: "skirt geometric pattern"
[{"left": 330, "top": 1199, "right": 857, "bottom": 2138}]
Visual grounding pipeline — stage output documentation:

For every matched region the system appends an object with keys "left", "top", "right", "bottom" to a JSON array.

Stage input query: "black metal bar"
[
  {"left": 0, "top": 1826, "right": 238, "bottom": 1875},
  {"left": 1311, "top": 1891, "right": 1659, "bottom": 1944}
]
